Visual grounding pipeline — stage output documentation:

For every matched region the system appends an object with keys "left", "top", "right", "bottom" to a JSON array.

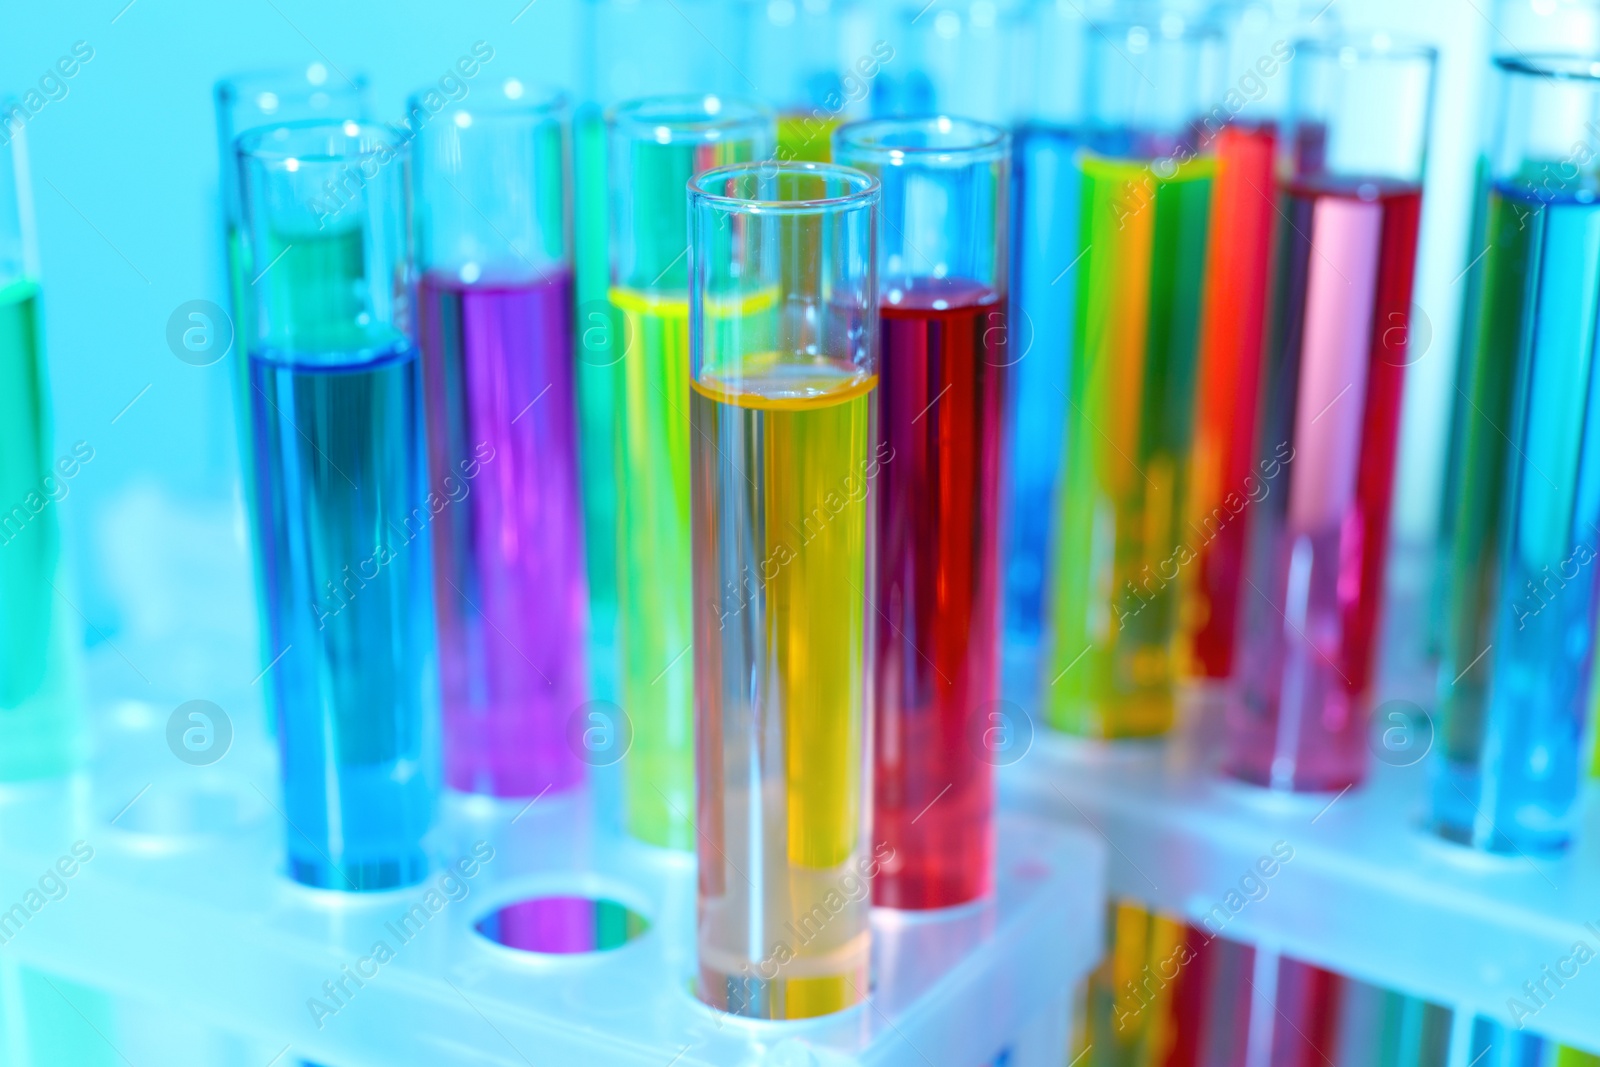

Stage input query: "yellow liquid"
[{"left": 691, "top": 357, "right": 875, "bottom": 1019}]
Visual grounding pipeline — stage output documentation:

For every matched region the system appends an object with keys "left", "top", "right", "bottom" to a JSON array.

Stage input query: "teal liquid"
[
  {"left": 0, "top": 278, "right": 82, "bottom": 780},
  {"left": 573, "top": 105, "right": 621, "bottom": 682}
]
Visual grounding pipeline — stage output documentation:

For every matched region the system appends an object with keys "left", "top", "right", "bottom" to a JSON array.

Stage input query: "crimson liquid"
[{"left": 872, "top": 278, "right": 1007, "bottom": 909}]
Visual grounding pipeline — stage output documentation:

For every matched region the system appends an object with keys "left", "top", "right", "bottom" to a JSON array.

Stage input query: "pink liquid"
[
  {"left": 419, "top": 270, "right": 588, "bottom": 797},
  {"left": 1228, "top": 181, "right": 1421, "bottom": 791},
  {"left": 873, "top": 278, "right": 1007, "bottom": 909}
]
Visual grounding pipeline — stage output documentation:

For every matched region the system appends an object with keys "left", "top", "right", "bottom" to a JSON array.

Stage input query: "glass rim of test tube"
[
  {"left": 686, "top": 158, "right": 880, "bottom": 213},
  {"left": 1492, "top": 50, "right": 1600, "bottom": 81},
  {"left": 405, "top": 77, "right": 567, "bottom": 122},
  {"left": 214, "top": 64, "right": 370, "bottom": 113},
  {"left": 1289, "top": 30, "right": 1438, "bottom": 65},
  {"left": 832, "top": 114, "right": 1008, "bottom": 166},
  {"left": 606, "top": 92, "right": 772, "bottom": 145},
  {"left": 236, "top": 117, "right": 401, "bottom": 168}
]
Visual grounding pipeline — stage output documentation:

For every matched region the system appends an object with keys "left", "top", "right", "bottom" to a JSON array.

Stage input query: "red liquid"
[
  {"left": 1268, "top": 957, "right": 1343, "bottom": 1067},
  {"left": 873, "top": 279, "right": 1007, "bottom": 909},
  {"left": 1188, "top": 123, "right": 1277, "bottom": 679},
  {"left": 1228, "top": 180, "right": 1422, "bottom": 791}
]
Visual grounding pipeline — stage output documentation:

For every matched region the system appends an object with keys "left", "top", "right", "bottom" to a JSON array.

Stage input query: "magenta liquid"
[
  {"left": 1228, "top": 182, "right": 1422, "bottom": 792},
  {"left": 419, "top": 269, "right": 587, "bottom": 797}
]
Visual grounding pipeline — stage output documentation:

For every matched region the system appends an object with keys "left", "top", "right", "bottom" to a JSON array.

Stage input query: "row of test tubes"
[{"left": 0, "top": 0, "right": 1598, "bottom": 1034}]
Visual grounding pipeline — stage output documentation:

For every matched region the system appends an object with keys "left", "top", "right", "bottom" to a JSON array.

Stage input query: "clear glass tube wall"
[
  {"left": 1040, "top": 16, "right": 1220, "bottom": 738},
  {"left": 835, "top": 116, "right": 1009, "bottom": 909},
  {"left": 1433, "top": 54, "right": 1600, "bottom": 854},
  {"left": 1227, "top": 36, "right": 1436, "bottom": 791},
  {"left": 412, "top": 82, "right": 587, "bottom": 798},
  {"left": 237, "top": 121, "right": 438, "bottom": 890},
  {"left": 690, "top": 160, "right": 878, "bottom": 1020},
  {"left": 0, "top": 110, "right": 83, "bottom": 780},
  {"left": 609, "top": 95, "right": 773, "bottom": 849}
]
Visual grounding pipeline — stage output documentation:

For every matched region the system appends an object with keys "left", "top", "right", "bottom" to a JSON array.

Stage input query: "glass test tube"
[
  {"left": 747, "top": 0, "right": 877, "bottom": 163},
  {"left": 690, "top": 161, "right": 878, "bottom": 1019},
  {"left": 215, "top": 67, "right": 371, "bottom": 697},
  {"left": 412, "top": 82, "right": 587, "bottom": 797},
  {"left": 237, "top": 121, "right": 438, "bottom": 889},
  {"left": 610, "top": 96, "right": 774, "bottom": 848},
  {"left": 1433, "top": 55, "right": 1600, "bottom": 854},
  {"left": 575, "top": 0, "right": 753, "bottom": 679},
  {"left": 875, "top": 0, "right": 1030, "bottom": 124},
  {"left": 1000, "top": 0, "right": 1092, "bottom": 657},
  {"left": 1040, "top": 16, "right": 1220, "bottom": 738},
  {"left": 835, "top": 117, "right": 1009, "bottom": 908},
  {"left": 1184, "top": 1, "right": 1331, "bottom": 681},
  {"left": 1227, "top": 37, "right": 1434, "bottom": 791},
  {"left": 0, "top": 109, "right": 84, "bottom": 780}
]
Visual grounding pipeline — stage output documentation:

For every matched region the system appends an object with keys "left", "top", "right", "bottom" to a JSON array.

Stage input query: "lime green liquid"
[
  {"left": 1044, "top": 156, "right": 1214, "bottom": 738},
  {"left": 0, "top": 278, "right": 83, "bottom": 779},
  {"left": 612, "top": 286, "right": 695, "bottom": 849}
]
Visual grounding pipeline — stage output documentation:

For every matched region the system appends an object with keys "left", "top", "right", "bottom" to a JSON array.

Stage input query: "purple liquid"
[{"left": 419, "top": 270, "right": 587, "bottom": 797}]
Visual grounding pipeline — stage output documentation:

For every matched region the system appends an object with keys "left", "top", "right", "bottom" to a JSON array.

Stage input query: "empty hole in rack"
[
  {"left": 473, "top": 894, "right": 650, "bottom": 955},
  {"left": 110, "top": 780, "right": 267, "bottom": 839}
]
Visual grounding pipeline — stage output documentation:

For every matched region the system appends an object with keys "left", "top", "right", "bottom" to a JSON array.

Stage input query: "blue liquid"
[
  {"left": 248, "top": 339, "right": 438, "bottom": 890},
  {"left": 1434, "top": 183, "right": 1600, "bottom": 854},
  {"left": 1001, "top": 125, "right": 1081, "bottom": 650}
]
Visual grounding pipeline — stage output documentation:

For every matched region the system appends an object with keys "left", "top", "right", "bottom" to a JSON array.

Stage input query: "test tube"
[
  {"left": 1040, "top": 16, "right": 1220, "bottom": 738},
  {"left": 1001, "top": 1, "right": 1092, "bottom": 658},
  {"left": 874, "top": 0, "right": 1030, "bottom": 124},
  {"left": 412, "top": 82, "right": 586, "bottom": 797},
  {"left": 835, "top": 117, "right": 1009, "bottom": 908},
  {"left": 1227, "top": 36, "right": 1435, "bottom": 791},
  {"left": 690, "top": 160, "right": 879, "bottom": 1019},
  {"left": 0, "top": 109, "right": 83, "bottom": 780},
  {"left": 237, "top": 121, "right": 438, "bottom": 889},
  {"left": 747, "top": 0, "right": 878, "bottom": 162},
  {"left": 1432, "top": 55, "right": 1600, "bottom": 854},
  {"left": 609, "top": 96, "right": 774, "bottom": 848},
  {"left": 1184, "top": 1, "right": 1331, "bottom": 681},
  {"left": 575, "top": 0, "right": 753, "bottom": 679},
  {"left": 215, "top": 67, "right": 371, "bottom": 697}
]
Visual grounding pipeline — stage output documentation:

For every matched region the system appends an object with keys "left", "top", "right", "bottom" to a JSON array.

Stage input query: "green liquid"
[
  {"left": 1440, "top": 189, "right": 1528, "bottom": 767},
  {"left": 612, "top": 286, "right": 695, "bottom": 849},
  {"left": 0, "top": 278, "right": 82, "bottom": 779},
  {"left": 1043, "top": 156, "right": 1213, "bottom": 738}
]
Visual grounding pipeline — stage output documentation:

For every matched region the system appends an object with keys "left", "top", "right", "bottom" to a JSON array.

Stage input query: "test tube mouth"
[
  {"left": 237, "top": 119, "right": 404, "bottom": 168},
  {"left": 1089, "top": 12, "right": 1222, "bottom": 46},
  {"left": 214, "top": 64, "right": 369, "bottom": 110},
  {"left": 1292, "top": 31, "right": 1437, "bottom": 65},
  {"left": 833, "top": 116, "right": 1009, "bottom": 167},
  {"left": 1494, "top": 52, "right": 1600, "bottom": 82},
  {"left": 689, "top": 161, "right": 879, "bottom": 213},
  {"left": 608, "top": 93, "right": 771, "bottom": 145},
  {"left": 406, "top": 79, "right": 567, "bottom": 124}
]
